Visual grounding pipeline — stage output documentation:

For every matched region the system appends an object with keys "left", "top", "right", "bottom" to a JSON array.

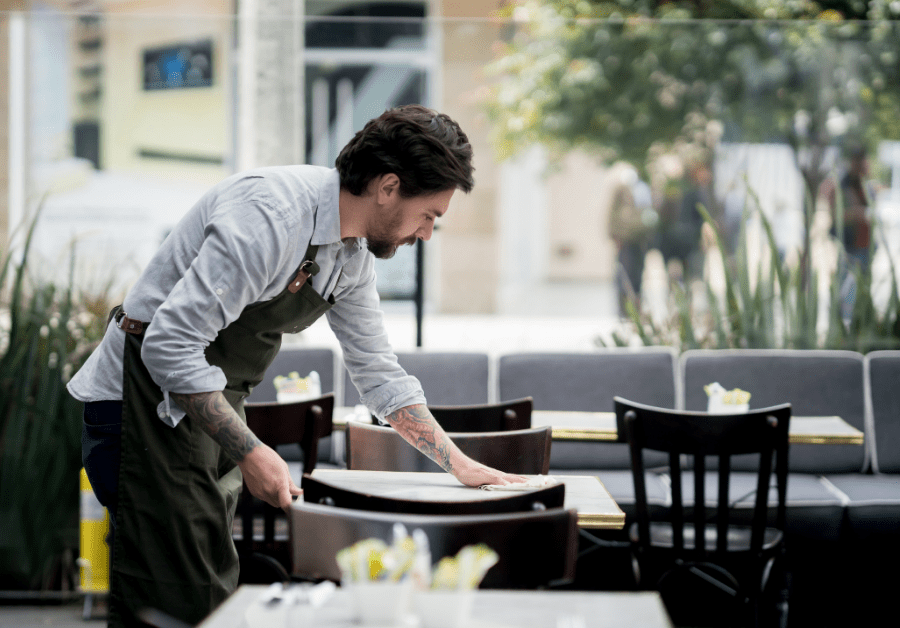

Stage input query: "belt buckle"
[{"left": 116, "top": 310, "right": 143, "bottom": 334}]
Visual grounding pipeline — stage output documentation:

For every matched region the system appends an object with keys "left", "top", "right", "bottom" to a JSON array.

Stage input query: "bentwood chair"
[
  {"left": 300, "top": 473, "right": 565, "bottom": 515},
  {"left": 247, "top": 346, "right": 338, "bottom": 466},
  {"left": 616, "top": 397, "right": 792, "bottom": 628},
  {"left": 290, "top": 501, "right": 579, "bottom": 589},
  {"left": 428, "top": 397, "right": 533, "bottom": 432},
  {"left": 681, "top": 349, "right": 864, "bottom": 544},
  {"left": 345, "top": 422, "right": 552, "bottom": 475},
  {"left": 235, "top": 393, "right": 335, "bottom": 584}
]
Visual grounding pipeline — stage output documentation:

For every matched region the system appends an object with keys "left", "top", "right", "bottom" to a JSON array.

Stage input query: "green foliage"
[
  {"left": 485, "top": 1, "right": 900, "bottom": 192},
  {"left": 603, "top": 187, "right": 900, "bottom": 353},
  {"left": 0, "top": 215, "right": 112, "bottom": 590}
]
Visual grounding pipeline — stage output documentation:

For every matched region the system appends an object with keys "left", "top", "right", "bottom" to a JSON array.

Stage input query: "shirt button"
[{"left": 215, "top": 288, "right": 224, "bottom": 295}]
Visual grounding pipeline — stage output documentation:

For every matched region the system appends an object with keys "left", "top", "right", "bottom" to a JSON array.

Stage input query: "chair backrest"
[
  {"left": 867, "top": 351, "right": 900, "bottom": 474},
  {"left": 247, "top": 346, "right": 336, "bottom": 403},
  {"left": 245, "top": 393, "right": 335, "bottom": 476},
  {"left": 345, "top": 422, "right": 552, "bottom": 475},
  {"left": 497, "top": 349, "right": 677, "bottom": 469},
  {"left": 290, "top": 501, "right": 579, "bottom": 588},
  {"left": 300, "top": 473, "right": 565, "bottom": 515},
  {"left": 616, "top": 397, "right": 792, "bottom": 561},
  {"left": 428, "top": 397, "right": 533, "bottom": 432},
  {"left": 681, "top": 349, "right": 866, "bottom": 473},
  {"left": 236, "top": 393, "right": 336, "bottom": 571},
  {"left": 343, "top": 351, "right": 490, "bottom": 406}
]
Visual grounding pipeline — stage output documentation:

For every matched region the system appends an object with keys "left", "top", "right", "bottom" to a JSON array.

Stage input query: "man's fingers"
[{"left": 289, "top": 482, "right": 303, "bottom": 496}]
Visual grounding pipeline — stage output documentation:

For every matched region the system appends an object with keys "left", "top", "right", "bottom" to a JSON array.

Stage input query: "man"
[
  {"left": 607, "top": 164, "right": 654, "bottom": 317},
  {"left": 68, "top": 105, "right": 525, "bottom": 627},
  {"left": 827, "top": 146, "right": 873, "bottom": 273}
]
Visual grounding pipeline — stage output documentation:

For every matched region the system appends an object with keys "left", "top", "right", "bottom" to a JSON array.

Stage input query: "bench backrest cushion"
[
  {"left": 498, "top": 349, "right": 677, "bottom": 469},
  {"left": 681, "top": 349, "right": 866, "bottom": 473}
]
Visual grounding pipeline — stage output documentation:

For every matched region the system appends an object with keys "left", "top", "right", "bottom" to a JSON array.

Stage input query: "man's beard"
[
  {"left": 367, "top": 235, "right": 416, "bottom": 260},
  {"left": 366, "top": 210, "right": 415, "bottom": 259}
]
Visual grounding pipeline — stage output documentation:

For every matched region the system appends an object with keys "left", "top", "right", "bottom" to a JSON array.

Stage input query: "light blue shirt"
[{"left": 67, "top": 165, "right": 425, "bottom": 426}]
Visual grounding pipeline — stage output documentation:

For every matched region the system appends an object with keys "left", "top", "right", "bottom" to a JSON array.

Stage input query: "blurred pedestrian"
[{"left": 608, "top": 165, "right": 655, "bottom": 317}]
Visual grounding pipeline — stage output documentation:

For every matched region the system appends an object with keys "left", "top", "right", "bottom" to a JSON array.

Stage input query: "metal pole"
[{"left": 414, "top": 239, "right": 424, "bottom": 347}]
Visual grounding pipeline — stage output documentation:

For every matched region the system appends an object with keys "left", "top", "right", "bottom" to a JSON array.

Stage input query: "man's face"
[{"left": 367, "top": 187, "right": 455, "bottom": 259}]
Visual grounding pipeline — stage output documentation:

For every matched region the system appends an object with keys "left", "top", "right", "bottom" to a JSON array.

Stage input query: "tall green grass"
[
  {"left": 0, "top": 215, "right": 111, "bottom": 590},
  {"left": 605, "top": 183, "right": 900, "bottom": 353}
]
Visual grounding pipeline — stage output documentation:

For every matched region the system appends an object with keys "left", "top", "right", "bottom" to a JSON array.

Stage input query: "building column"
[
  {"left": 436, "top": 2, "right": 505, "bottom": 314},
  {"left": 1, "top": 2, "right": 28, "bottom": 251},
  {"left": 237, "top": 0, "right": 305, "bottom": 170}
]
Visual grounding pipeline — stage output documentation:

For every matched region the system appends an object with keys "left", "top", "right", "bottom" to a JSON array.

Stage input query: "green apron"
[{"left": 110, "top": 243, "right": 333, "bottom": 627}]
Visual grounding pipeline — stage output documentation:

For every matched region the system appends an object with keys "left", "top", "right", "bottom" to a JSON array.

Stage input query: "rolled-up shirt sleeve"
[
  {"left": 326, "top": 253, "right": 426, "bottom": 420},
  {"left": 140, "top": 199, "right": 291, "bottom": 423}
]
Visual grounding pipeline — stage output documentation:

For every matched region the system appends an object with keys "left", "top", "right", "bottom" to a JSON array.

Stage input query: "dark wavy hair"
[{"left": 335, "top": 104, "right": 474, "bottom": 197}]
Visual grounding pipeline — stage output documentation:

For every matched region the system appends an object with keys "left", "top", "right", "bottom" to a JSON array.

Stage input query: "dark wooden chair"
[
  {"left": 345, "top": 422, "right": 552, "bottom": 475},
  {"left": 615, "top": 396, "right": 791, "bottom": 628},
  {"left": 290, "top": 501, "right": 579, "bottom": 589},
  {"left": 300, "top": 472, "right": 564, "bottom": 515},
  {"left": 428, "top": 397, "right": 533, "bottom": 432},
  {"left": 235, "top": 393, "right": 335, "bottom": 584}
]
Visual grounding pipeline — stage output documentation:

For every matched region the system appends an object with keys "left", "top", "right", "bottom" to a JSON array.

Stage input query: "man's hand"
[
  {"left": 451, "top": 459, "right": 527, "bottom": 488},
  {"left": 170, "top": 390, "right": 302, "bottom": 511},
  {"left": 385, "top": 404, "right": 528, "bottom": 487},
  {"left": 237, "top": 443, "right": 303, "bottom": 511}
]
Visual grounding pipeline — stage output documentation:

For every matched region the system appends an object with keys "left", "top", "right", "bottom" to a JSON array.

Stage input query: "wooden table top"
[
  {"left": 333, "top": 408, "right": 864, "bottom": 445},
  {"left": 197, "top": 584, "right": 674, "bottom": 628},
  {"left": 530, "top": 411, "right": 865, "bottom": 446},
  {"left": 311, "top": 469, "right": 626, "bottom": 530}
]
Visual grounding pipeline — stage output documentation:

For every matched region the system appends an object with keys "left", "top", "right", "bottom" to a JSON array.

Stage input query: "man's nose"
[{"left": 418, "top": 223, "right": 434, "bottom": 241}]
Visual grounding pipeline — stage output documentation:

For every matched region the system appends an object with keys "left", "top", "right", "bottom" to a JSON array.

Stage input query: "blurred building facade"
[{"left": 0, "top": 0, "right": 619, "bottom": 315}]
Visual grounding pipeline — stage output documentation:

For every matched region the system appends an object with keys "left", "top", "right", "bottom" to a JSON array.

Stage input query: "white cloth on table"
[{"left": 479, "top": 475, "right": 559, "bottom": 491}]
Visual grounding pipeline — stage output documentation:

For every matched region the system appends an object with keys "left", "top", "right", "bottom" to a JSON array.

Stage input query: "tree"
[{"left": 486, "top": 0, "right": 900, "bottom": 199}]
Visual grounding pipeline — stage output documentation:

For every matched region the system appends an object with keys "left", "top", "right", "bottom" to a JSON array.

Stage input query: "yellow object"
[
  {"left": 79, "top": 468, "right": 110, "bottom": 592},
  {"left": 704, "top": 384, "right": 752, "bottom": 405}
]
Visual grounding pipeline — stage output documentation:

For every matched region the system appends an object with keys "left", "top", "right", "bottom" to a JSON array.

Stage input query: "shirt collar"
[{"left": 310, "top": 168, "right": 343, "bottom": 246}]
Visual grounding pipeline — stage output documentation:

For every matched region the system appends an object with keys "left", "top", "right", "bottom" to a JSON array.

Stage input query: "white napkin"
[{"left": 479, "top": 475, "right": 559, "bottom": 491}]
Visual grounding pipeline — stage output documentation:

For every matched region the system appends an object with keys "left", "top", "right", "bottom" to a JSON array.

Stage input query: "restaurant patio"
[{"left": 2, "top": 2, "right": 900, "bottom": 627}]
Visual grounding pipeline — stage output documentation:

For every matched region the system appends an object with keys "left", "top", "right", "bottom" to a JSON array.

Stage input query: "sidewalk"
[
  {"left": 290, "top": 279, "right": 628, "bottom": 355},
  {"left": 0, "top": 601, "right": 106, "bottom": 627}
]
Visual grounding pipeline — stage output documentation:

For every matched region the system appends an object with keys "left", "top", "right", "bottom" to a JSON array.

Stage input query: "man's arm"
[
  {"left": 385, "top": 404, "right": 526, "bottom": 487},
  {"left": 169, "top": 391, "right": 302, "bottom": 510}
]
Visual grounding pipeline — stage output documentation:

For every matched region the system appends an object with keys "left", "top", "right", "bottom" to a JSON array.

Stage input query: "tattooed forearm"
[
  {"left": 386, "top": 404, "right": 454, "bottom": 472},
  {"left": 170, "top": 391, "right": 261, "bottom": 462}
]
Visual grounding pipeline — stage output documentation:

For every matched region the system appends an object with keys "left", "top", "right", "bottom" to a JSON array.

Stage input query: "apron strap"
[
  {"left": 288, "top": 243, "right": 321, "bottom": 294},
  {"left": 108, "top": 305, "right": 148, "bottom": 336}
]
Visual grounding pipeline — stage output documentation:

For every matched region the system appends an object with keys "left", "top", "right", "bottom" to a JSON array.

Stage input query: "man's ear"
[{"left": 376, "top": 173, "right": 400, "bottom": 203}]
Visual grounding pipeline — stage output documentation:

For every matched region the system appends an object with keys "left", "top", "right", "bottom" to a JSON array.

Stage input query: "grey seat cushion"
[
  {"left": 674, "top": 471, "right": 847, "bottom": 541},
  {"left": 500, "top": 349, "right": 678, "bottom": 470},
  {"left": 499, "top": 349, "right": 678, "bottom": 411},
  {"left": 248, "top": 346, "right": 336, "bottom": 403},
  {"left": 867, "top": 351, "right": 900, "bottom": 473},
  {"left": 681, "top": 349, "right": 866, "bottom": 474},
  {"left": 825, "top": 473, "right": 900, "bottom": 538},
  {"left": 344, "top": 351, "right": 490, "bottom": 406}
]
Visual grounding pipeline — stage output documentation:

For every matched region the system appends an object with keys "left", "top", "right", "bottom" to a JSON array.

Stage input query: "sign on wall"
[{"left": 143, "top": 39, "right": 213, "bottom": 90}]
